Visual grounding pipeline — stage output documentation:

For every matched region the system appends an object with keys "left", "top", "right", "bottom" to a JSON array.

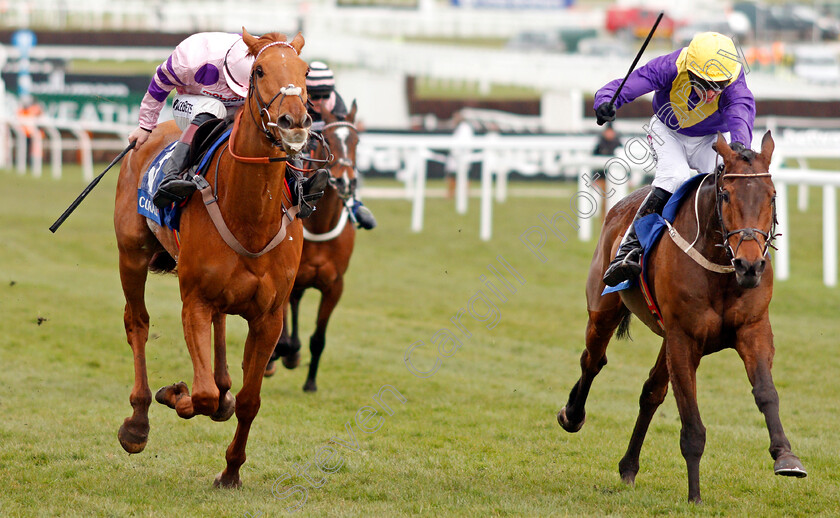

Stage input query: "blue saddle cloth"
[
  {"left": 136, "top": 127, "right": 232, "bottom": 231},
  {"left": 602, "top": 173, "right": 710, "bottom": 295}
]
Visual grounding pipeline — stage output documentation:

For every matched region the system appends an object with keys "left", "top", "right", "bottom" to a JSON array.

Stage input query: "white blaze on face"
[{"left": 334, "top": 127, "right": 350, "bottom": 159}]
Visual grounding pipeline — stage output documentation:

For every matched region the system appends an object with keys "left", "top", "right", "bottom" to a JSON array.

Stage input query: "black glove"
[
  {"left": 730, "top": 141, "right": 747, "bottom": 153},
  {"left": 595, "top": 103, "right": 616, "bottom": 126}
]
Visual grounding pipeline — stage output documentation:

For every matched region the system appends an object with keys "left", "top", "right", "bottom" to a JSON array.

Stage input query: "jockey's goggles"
[{"left": 688, "top": 71, "right": 731, "bottom": 92}]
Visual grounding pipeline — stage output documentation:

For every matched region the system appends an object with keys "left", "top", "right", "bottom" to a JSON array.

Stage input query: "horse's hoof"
[
  {"left": 774, "top": 454, "right": 807, "bottom": 478},
  {"left": 213, "top": 470, "right": 242, "bottom": 489},
  {"left": 557, "top": 407, "right": 585, "bottom": 433},
  {"left": 620, "top": 472, "right": 636, "bottom": 486},
  {"left": 619, "top": 459, "right": 638, "bottom": 486},
  {"left": 155, "top": 381, "right": 188, "bottom": 409},
  {"left": 118, "top": 420, "right": 148, "bottom": 454},
  {"left": 264, "top": 360, "right": 277, "bottom": 378},
  {"left": 282, "top": 351, "right": 300, "bottom": 370},
  {"left": 303, "top": 380, "right": 317, "bottom": 392},
  {"left": 211, "top": 392, "right": 236, "bottom": 422}
]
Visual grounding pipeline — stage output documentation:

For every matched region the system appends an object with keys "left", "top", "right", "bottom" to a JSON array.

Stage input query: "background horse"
[
  {"left": 265, "top": 102, "right": 360, "bottom": 392},
  {"left": 557, "top": 132, "right": 806, "bottom": 503},
  {"left": 113, "top": 30, "right": 310, "bottom": 488}
]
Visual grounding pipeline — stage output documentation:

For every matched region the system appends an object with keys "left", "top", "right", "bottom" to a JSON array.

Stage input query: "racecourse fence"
[{"left": 3, "top": 115, "right": 840, "bottom": 286}]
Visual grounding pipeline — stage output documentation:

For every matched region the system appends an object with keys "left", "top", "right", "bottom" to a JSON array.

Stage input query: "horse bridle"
[
  {"left": 244, "top": 41, "right": 314, "bottom": 149},
  {"left": 314, "top": 121, "right": 360, "bottom": 202},
  {"left": 713, "top": 163, "right": 779, "bottom": 262}
]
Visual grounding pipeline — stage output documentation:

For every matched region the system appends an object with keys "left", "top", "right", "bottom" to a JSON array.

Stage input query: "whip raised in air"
[{"left": 608, "top": 11, "right": 665, "bottom": 108}]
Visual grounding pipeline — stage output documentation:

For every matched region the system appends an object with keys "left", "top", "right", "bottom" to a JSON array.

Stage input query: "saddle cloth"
[
  {"left": 602, "top": 172, "right": 709, "bottom": 295},
  {"left": 136, "top": 127, "right": 233, "bottom": 231}
]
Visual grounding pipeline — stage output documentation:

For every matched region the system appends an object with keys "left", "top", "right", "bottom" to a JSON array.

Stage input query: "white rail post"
[
  {"left": 410, "top": 146, "right": 426, "bottom": 233},
  {"left": 72, "top": 128, "right": 94, "bottom": 181},
  {"left": 42, "top": 125, "right": 62, "bottom": 179},
  {"left": 453, "top": 120, "right": 474, "bottom": 215},
  {"left": 797, "top": 158, "right": 809, "bottom": 212},
  {"left": 823, "top": 185, "right": 837, "bottom": 287},
  {"left": 13, "top": 124, "right": 26, "bottom": 174},
  {"left": 31, "top": 127, "right": 43, "bottom": 178},
  {"left": 774, "top": 181, "right": 790, "bottom": 281},
  {"left": 480, "top": 147, "right": 493, "bottom": 241}
]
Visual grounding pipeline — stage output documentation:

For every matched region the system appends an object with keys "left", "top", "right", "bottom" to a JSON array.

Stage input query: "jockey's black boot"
[
  {"left": 287, "top": 161, "right": 329, "bottom": 218},
  {"left": 602, "top": 186, "right": 671, "bottom": 287},
  {"left": 152, "top": 142, "right": 193, "bottom": 208},
  {"left": 152, "top": 112, "right": 217, "bottom": 209}
]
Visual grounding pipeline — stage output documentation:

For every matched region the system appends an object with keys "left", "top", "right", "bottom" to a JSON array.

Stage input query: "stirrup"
[{"left": 602, "top": 248, "right": 642, "bottom": 287}]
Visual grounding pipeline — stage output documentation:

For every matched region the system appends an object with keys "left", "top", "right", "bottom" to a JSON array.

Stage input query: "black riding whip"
[
  {"left": 608, "top": 11, "right": 665, "bottom": 108},
  {"left": 49, "top": 140, "right": 136, "bottom": 233}
]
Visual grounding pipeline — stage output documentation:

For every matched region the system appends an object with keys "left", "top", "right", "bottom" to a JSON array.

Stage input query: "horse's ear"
[
  {"left": 760, "top": 130, "right": 774, "bottom": 164},
  {"left": 712, "top": 132, "right": 732, "bottom": 158},
  {"left": 348, "top": 100, "right": 358, "bottom": 123},
  {"left": 290, "top": 32, "right": 305, "bottom": 55},
  {"left": 241, "top": 28, "right": 258, "bottom": 50}
]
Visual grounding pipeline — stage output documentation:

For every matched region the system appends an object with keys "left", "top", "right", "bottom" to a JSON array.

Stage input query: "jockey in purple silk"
[{"left": 594, "top": 32, "right": 756, "bottom": 287}]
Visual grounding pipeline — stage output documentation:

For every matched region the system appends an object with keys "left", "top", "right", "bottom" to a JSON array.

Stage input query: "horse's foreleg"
[
  {"left": 619, "top": 341, "right": 669, "bottom": 485},
  {"left": 211, "top": 312, "right": 235, "bottom": 422},
  {"left": 303, "top": 279, "right": 344, "bottom": 392},
  {"left": 117, "top": 251, "right": 153, "bottom": 454},
  {"left": 558, "top": 306, "right": 625, "bottom": 433},
  {"left": 157, "top": 300, "right": 218, "bottom": 418},
  {"left": 735, "top": 321, "right": 806, "bottom": 478},
  {"left": 665, "top": 334, "right": 705, "bottom": 504},
  {"left": 215, "top": 312, "right": 283, "bottom": 489}
]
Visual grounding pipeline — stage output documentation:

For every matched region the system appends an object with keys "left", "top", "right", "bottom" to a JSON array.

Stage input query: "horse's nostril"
[
  {"left": 278, "top": 114, "right": 293, "bottom": 130},
  {"left": 755, "top": 259, "right": 767, "bottom": 275},
  {"left": 302, "top": 114, "right": 312, "bottom": 128}
]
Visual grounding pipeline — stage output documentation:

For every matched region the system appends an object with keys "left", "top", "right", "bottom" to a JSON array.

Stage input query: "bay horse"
[
  {"left": 113, "top": 30, "right": 310, "bottom": 488},
  {"left": 265, "top": 101, "right": 360, "bottom": 392},
  {"left": 557, "top": 132, "right": 806, "bottom": 503}
]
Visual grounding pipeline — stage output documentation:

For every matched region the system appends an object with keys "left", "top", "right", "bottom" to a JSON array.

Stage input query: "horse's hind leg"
[
  {"left": 211, "top": 312, "right": 235, "bottom": 422},
  {"left": 303, "top": 279, "right": 343, "bottom": 393},
  {"left": 215, "top": 312, "right": 283, "bottom": 488},
  {"left": 619, "top": 342, "right": 669, "bottom": 485},
  {"left": 558, "top": 301, "right": 628, "bottom": 433},
  {"left": 735, "top": 321, "right": 806, "bottom": 478},
  {"left": 116, "top": 246, "right": 154, "bottom": 454}
]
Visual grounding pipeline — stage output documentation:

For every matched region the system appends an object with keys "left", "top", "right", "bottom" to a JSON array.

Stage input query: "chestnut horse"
[
  {"left": 113, "top": 30, "right": 310, "bottom": 488},
  {"left": 557, "top": 132, "right": 806, "bottom": 503},
  {"left": 265, "top": 102, "right": 360, "bottom": 392}
]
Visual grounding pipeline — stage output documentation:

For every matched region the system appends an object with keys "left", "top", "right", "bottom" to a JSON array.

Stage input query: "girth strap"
[
  {"left": 665, "top": 221, "right": 735, "bottom": 274},
  {"left": 199, "top": 184, "right": 299, "bottom": 258}
]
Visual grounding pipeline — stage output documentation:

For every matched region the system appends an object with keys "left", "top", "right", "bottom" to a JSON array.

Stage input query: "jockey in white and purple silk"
[{"left": 127, "top": 32, "right": 327, "bottom": 215}]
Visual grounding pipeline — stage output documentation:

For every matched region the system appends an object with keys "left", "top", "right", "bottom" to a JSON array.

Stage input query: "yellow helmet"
[{"left": 686, "top": 32, "right": 741, "bottom": 83}]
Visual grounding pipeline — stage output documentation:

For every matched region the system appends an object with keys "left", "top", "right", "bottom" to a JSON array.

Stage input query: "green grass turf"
[{"left": 1, "top": 166, "right": 838, "bottom": 517}]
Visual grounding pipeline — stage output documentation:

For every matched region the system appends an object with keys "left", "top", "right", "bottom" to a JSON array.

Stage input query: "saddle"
[{"left": 188, "top": 118, "right": 231, "bottom": 170}]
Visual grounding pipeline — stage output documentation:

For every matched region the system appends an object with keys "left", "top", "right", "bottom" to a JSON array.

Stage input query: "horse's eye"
[
  {"left": 721, "top": 190, "right": 730, "bottom": 203},
  {"left": 255, "top": 66, "right": 264, "bottom": 78}
]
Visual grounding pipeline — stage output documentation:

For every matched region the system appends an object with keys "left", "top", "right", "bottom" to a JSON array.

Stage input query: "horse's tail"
[
  {"left": 149, "top": 251, "right": 177, "bottom": 274},
  {"left": 615, "top": 306, "right": 633, "bottom": 341}
]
